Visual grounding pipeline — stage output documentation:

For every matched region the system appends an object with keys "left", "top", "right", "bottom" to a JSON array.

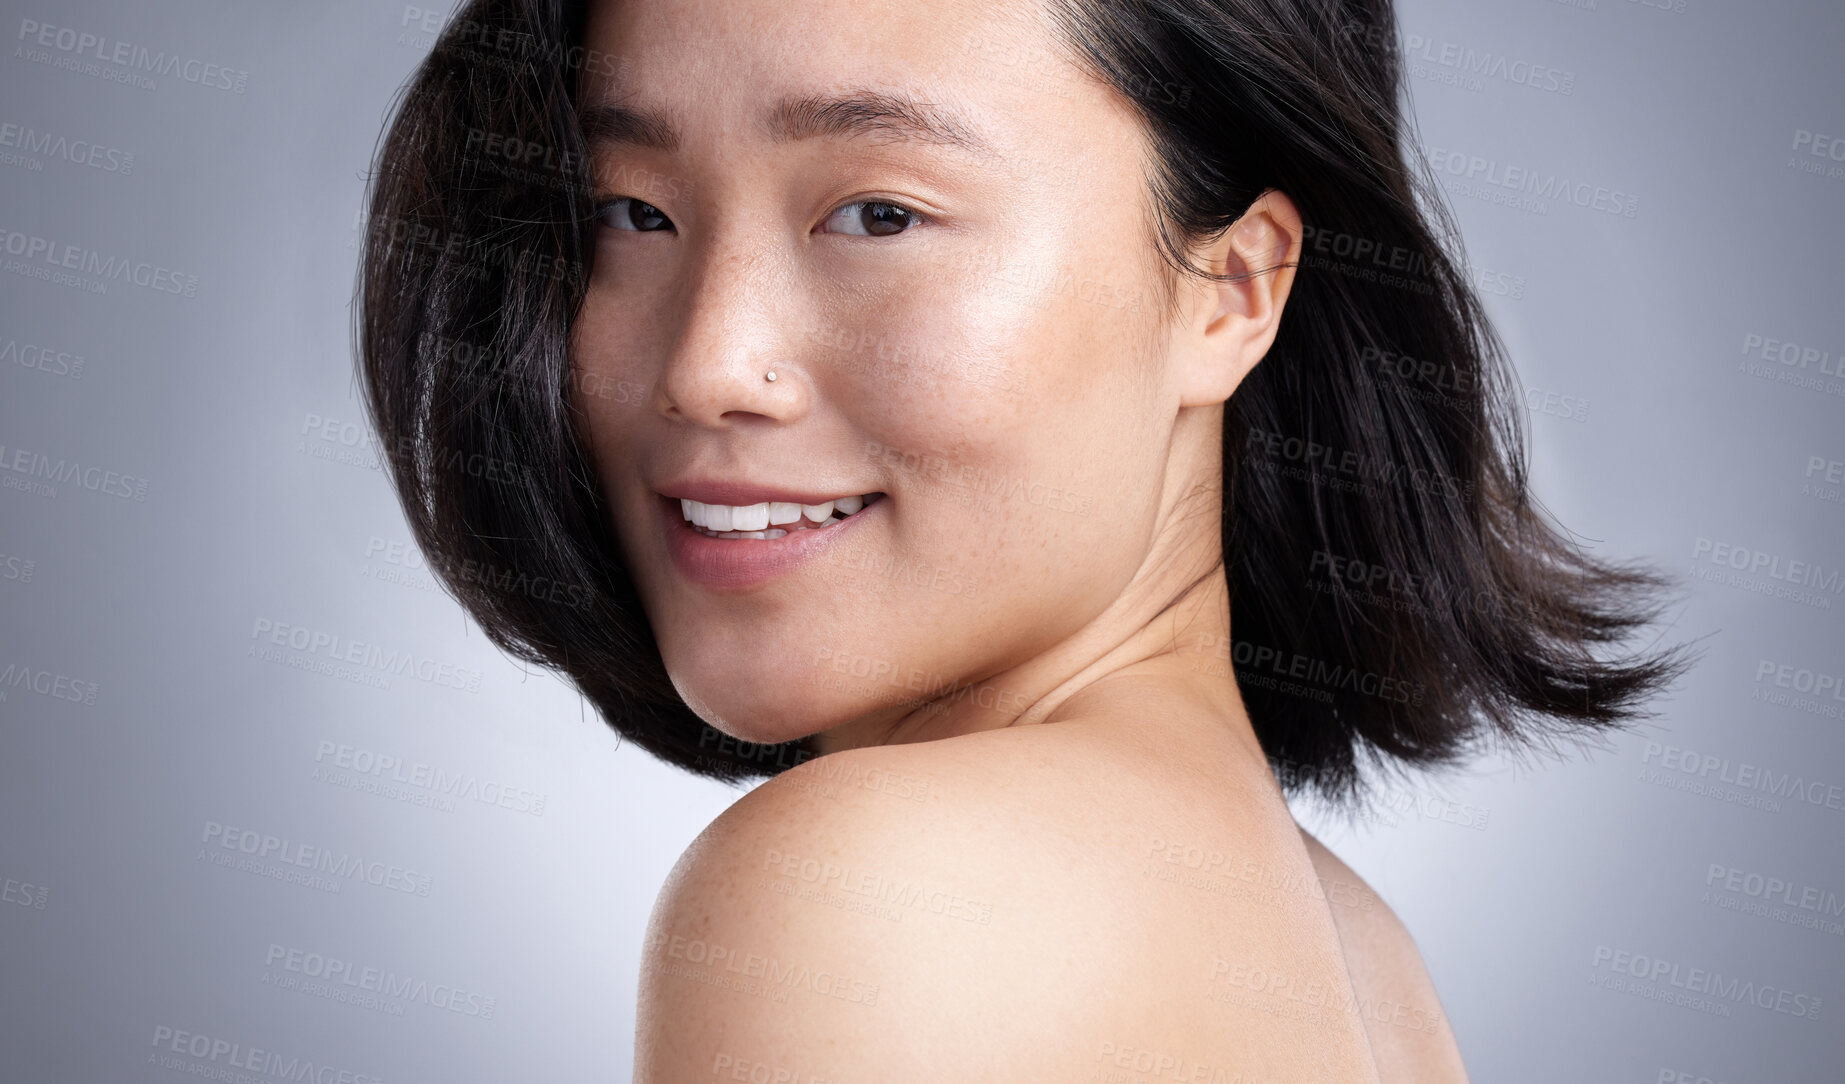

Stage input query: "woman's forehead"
[
  {"left": 574, "top": 0, "right": 1145, "bottom": 200},
  {"left": 579, "top": 0, "right": 1089, "bottom": 121}
]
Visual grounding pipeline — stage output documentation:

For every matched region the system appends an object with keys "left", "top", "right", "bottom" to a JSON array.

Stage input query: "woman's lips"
[{"left": 660, "top": 492, "right": 886, "bottom": 590}]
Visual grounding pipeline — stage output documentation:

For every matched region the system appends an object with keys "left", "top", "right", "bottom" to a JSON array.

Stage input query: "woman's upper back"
[
  {"left": 635, "top": 693, "right": 1467, "bottom": 1082},
  {"left": 1298, "top": 831, "right": 1469, "bottom": 1083}
]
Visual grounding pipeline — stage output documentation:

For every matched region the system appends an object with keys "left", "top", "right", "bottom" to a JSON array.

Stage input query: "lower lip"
[{"left": 660, "top": 494, "right": 883, "bottom": 591}]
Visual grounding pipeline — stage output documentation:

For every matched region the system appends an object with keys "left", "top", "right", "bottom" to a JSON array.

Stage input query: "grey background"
[{"left": 1, "top": 0, "right": 1840, "bottom": 1080}]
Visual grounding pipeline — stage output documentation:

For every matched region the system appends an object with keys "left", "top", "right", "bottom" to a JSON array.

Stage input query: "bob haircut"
[{"left": 355, "top": 0, "right": 1689, "bottom": 801}]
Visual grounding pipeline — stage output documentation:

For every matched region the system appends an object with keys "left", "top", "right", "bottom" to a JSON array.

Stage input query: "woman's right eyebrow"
[
  {"left": 578, "top": 88, "right": 999, "bottom": 160},
  {"left": 578, "top": 99, "right": 680, "bottom": 153}
]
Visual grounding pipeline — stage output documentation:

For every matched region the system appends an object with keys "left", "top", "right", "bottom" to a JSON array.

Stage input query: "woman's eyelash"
[
  {"left": 591, "top": 195, "right": 926, "bottom": 237},
  {"left": 822, "top": 200, "right": 925, "bottom": 237},
  {"left": 595, "top": 196, "right": 673, "bottom": 232}
]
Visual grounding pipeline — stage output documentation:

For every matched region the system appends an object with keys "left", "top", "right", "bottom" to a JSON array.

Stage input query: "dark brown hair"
[{"left": 355, "top": 0, "right": 1689, "bottom": 800}]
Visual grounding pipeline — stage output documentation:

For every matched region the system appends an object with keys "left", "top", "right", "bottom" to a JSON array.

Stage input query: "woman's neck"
[{"left": 811, "top": 547, "right": 1249, "bottom": 758}]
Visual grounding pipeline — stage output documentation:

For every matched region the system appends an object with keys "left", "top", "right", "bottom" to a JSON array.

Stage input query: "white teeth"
[
  {"left": 730, "top": 503, "right": 770, "bottom": 531},
  {"left": 680, "top": 494, "right": 876, "bottom": 533}
]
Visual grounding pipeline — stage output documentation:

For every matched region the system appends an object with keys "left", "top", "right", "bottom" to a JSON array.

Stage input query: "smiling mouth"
[{"left": 678, "top": 492, "right": 887, "bottom": 539}]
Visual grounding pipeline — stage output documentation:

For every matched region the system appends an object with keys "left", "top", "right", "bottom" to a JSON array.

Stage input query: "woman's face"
[{"left": 570, "top": 0, "right": 1210, "bottom": 748}]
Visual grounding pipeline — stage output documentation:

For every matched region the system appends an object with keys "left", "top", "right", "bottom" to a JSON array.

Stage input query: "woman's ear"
[{"left": 1170, "top": 189, "right": 1303, "bottom": 408}]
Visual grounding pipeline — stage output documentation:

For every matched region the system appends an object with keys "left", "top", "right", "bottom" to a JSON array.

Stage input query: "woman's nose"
[{"left": 655, "top": 238, "right": 808, "bottom": 429}]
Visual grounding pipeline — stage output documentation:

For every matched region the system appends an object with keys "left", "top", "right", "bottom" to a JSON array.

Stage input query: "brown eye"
[
  {"left": 598, "top": 197, "right": 673, "bottom": 232},
  {"left": 822, "top": 200, "right": 922, "bottom": 237}
]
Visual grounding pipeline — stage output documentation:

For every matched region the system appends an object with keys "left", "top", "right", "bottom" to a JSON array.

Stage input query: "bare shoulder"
[
  {"left": 1298, "top": 830, "right": 1470, "bottom": 1084},
  {"left": 636, "top": 732, "right": 1165, "bottom": 1080},
  {"left": 633, "top": 736, "right": 1058, "bottom": 1081},
  {"left": 636, "top": 727, "right": 1384, "bottom": 1082}
]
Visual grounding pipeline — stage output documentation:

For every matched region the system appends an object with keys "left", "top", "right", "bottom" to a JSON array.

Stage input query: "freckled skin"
[{"left": 570, "top": 1, "right": 1467, "bottom": 1080}]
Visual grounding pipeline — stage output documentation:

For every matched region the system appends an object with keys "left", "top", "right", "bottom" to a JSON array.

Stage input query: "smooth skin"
[{"left": 569, "top": 0, "right": 1468, "bottom": 1079}]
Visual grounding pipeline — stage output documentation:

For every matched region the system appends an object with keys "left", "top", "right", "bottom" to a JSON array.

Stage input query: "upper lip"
[{"left": 657, "top": 480, "right": 882, "bottom": 506}]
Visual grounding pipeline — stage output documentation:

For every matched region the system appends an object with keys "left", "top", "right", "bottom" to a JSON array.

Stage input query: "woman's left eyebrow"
[{"left": 578, "top": 87, "right": 1000, "bottom": 161}]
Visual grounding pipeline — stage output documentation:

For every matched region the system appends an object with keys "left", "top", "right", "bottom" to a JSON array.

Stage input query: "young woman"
[{"left": 357, "top": 0, "right": 1685, "bottom": 1078}]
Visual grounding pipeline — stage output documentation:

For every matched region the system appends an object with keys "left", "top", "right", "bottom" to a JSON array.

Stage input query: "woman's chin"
[
  {"left": 675, "top": 685, "right": 840, "bottom": 749},
  {"left": 702, "top": 717, "right": 817, "bottom": 749}
]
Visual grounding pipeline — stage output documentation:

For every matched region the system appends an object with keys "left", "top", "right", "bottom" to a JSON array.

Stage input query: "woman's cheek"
[{"left": 813, "top": 292, "right": 1026, "bottom": 452}]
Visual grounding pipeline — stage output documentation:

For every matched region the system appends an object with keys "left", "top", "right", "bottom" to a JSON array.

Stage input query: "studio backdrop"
[{"left": 1, "top": 0, "right": 1841, "bottom": 1080}]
